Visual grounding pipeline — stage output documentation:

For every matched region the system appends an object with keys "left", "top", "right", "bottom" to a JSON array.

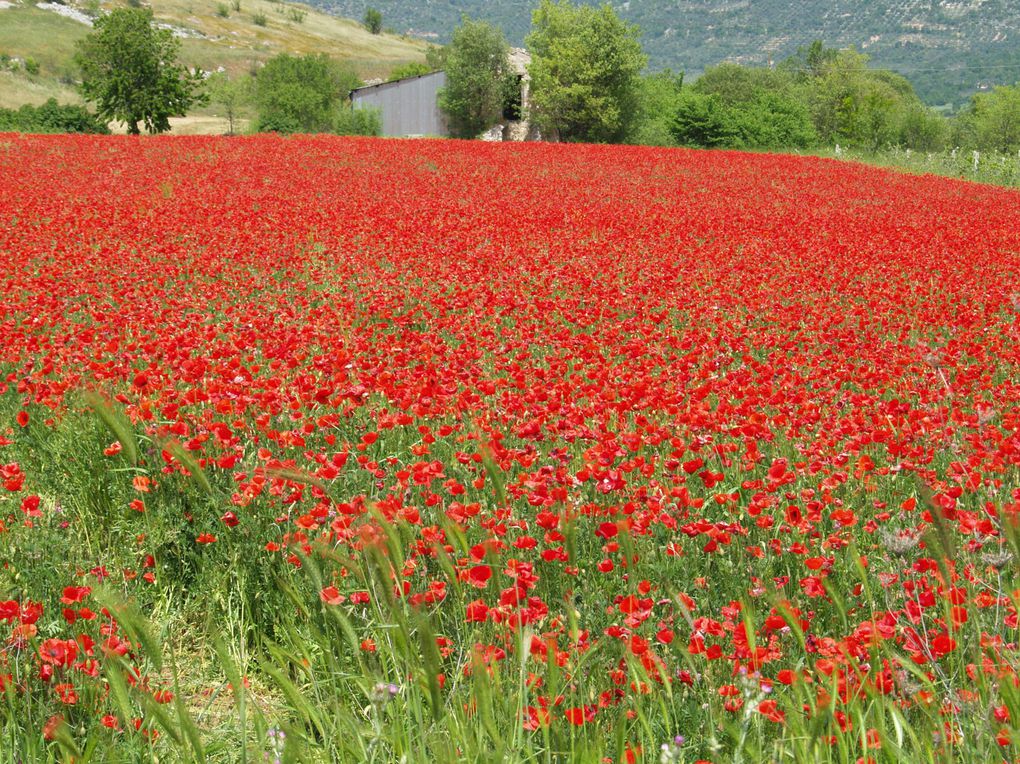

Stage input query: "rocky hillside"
[{"left": 0, "top": 0, "right": 426, "bottom": 117}]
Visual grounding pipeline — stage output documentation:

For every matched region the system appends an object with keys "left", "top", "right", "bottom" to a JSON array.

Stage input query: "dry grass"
[
  {"left": 157, "top": 0, "right": 429, "bottom": 79},
  {"left": 0, "top": 3, "right": 90, "bottom": 77},
  {"left": 0, "top": 70, "right": 81, "bottom": 109},
  {"left": 0, "top": 0, "right": 429, "bottom": 124},
  {"left": 104, "top": 114, "right": 252, "bottom": 134}
]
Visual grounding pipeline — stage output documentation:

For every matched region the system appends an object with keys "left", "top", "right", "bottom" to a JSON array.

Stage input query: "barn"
[
  {"left": 351, "top": 71, "right": 449, "bottom": 138},
  {"left": 350, "top": 49, "right": 535, "bottom": 140}
]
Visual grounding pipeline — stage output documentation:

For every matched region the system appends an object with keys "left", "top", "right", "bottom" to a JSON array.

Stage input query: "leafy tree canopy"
[
  {"left": 207, "top": 72, "right": 253, "bottom": 135},
  {"left": 629, "top": 69, "right": 684, "bottom": 146},
  {"left": 437, "top": 18, "right": 511, "bottom": 139},
  {"left": 805, "top": 49, "right": 917, "bottom": 150},
  {"left": 255, "top": 53, "right": 361, "bottom": 134},
  {"left": 74, "top": 8, "right": 206, "bottom": 135},
  {"left": 963, "top": 84, "right": 1020, "bottom": 152},
  {"left": 525, "top": 0, "right": 646, "bottom": 143}
]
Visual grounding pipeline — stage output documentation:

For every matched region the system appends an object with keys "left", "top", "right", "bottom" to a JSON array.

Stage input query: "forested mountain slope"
[{"left": 317, "top": 0, "right": 1020, "bottom": 106}]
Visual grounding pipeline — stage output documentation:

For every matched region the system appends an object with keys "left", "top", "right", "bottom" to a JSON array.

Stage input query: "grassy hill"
[
  {"left": 0, "top": 0, "right": 428, "bottom": 130},
  {"left": 310, "top": 0, "right": 1020, "bottom": 108}
]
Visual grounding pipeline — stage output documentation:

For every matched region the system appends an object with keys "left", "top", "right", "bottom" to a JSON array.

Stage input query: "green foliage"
[
  {"left": 525, "top": 0, "right": 646, "bottom": 143},
  {"left": 255, "top": 52, "right": 360, "bottom": 134},
  {"left": 963, "top": 84, "right": 1020, "bottom": 152},
  {"left": 786, "top": 46, "right": 952, "bottom": 151},
  {"left": 437, "top": 17, "right": 511, "bottom": 139},
  {"left": 24, "top": 57, "right": 40, "bottom": 76},
  {"left": 0, "top": 98, "right": 110, "bottom": 134},
  {"left": 659, "top": 46, "right": 946, "bottom": 153},
  {"left": 898, "top": 102, "right": 949, "bottom": 152},
  {"left": 304, "top": 1, "right": 1020, "bottom": 107},
  {"left": 839, "top": 145, "right": 1020, "bottom": 188},
  {"left": 778, "top": 39, "right": 840, "bottom": 81},
  {"left": 206, "top": 71, "right": 253, "bottom": 135},
  {"left": 333, "top": 104, "right": 382, "bottom": 136},
  {"left": 501, "top": 66, "right": 522, "bottom": 120},
  {"left": 735, "top": 91, "right": 817, "bottom": 149},
  {"left": 425, "top": 44, "right": 447, "bottom": 71},
  {"left": 688, "top": 62, "right": 817, "bottom": 149},
  {"left": 364, "top": 7, "right": 383, "bottom": 34},
  {"left": 73, "top": 8, "right": 207, "bottom": 135},
  {"left": 387, "top": 61, "right": 432, "bottom": 82},
  {"left": 695, "top": 61, "right": 788, "bottom": 105},
  {"left": 670, "top": 90, "right": 739, "bottom": 148},
  {"left": 252, "top": 11, "right": 267, "bottom": 26},
  {"left": 216, "top": 3, "right": 230, "bottom": 18},
  {"left": 628, "top": 70, "right": 684, "bottom": 146}
]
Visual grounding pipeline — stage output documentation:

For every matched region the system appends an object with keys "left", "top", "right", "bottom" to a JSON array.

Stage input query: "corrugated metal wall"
[{"left": 352, "top": 72, "right": 449, "bottom": 138}]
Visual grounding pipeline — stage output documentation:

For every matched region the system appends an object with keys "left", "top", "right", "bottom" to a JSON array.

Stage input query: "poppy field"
[{"left": 1, "top": 134, "right": 1020, "bottom": 763}]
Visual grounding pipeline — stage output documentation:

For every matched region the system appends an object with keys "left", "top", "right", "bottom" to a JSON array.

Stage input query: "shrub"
[
  {"left": 254, "top": 52, "right": 361, "bottom": 134},
  {"left": 386, "top": 62, "right": 431, "bottom": 82},
  {"left": 0, "top": 99, "right": 111, "bottom": 134},
  {"left": 252, "top": 11, "right": 267, "bottom": 26},
  {"left": 670, "top": 90, "right": 740, "bottom": 148},
  {"left": 364, "top": 7, "right": 382, "bottom": 34},
  {"left": 333, "top": 105, "right": 381, "bottom": 136}
]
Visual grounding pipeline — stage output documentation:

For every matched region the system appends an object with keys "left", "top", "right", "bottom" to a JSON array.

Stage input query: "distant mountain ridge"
[{"left": 312, "top": 0, "right": 1020, "bottom": 107}]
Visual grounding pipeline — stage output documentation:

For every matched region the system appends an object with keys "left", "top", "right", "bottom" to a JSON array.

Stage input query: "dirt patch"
[{"left": 108, "top": 115, "right": 251, "bottom": 136}]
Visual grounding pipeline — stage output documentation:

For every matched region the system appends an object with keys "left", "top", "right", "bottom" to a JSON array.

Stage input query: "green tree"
[
  {"left": 525, "top": 0, "right": 646, "bottom": 143},
  {"left": 255, "top": 53, "right": 360, "bottom": 134},
  {"left": 629, "top": 69, "right": 684, "bottom": 145},
  {"left": 779, "top": 40, "right": 840, "bottom": 81},
  {"left": 333, "top": 104, "right": 382, "bottom": 136},
  {"left": 364, "top": 7, "right": 383, "bottom": 35},
  {"left": 694, "top": 62, "right": 788, "bottom": 106},
  {"left": 437, "top": 18, "right": 511, "bottom": 139},
  {"left": 806, "top": 49, "right": 917, "bottom": 150},
  {"left": 734, "top": 91, "right": 817, "bottom": 149},
  {"left": 425, "top": 44, "right": 447, "bottom": 71},
  {"left": 685, "top": 62, "right": 816, "bottom": 150},
  {"left": 670, "top": 90, "right": 739, "bottom": 148},
  {"left": 207, "top": 72, "right": 252, "bottom": 135},
  {"left": 899, "top": 103, "right": 948, "bottom": 151},
  {"left": 965, "top": 85, "right": 1020, "bottom": 152},
  {"left": 74, "top": 8, "right": 206, "bottom": 135}
]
